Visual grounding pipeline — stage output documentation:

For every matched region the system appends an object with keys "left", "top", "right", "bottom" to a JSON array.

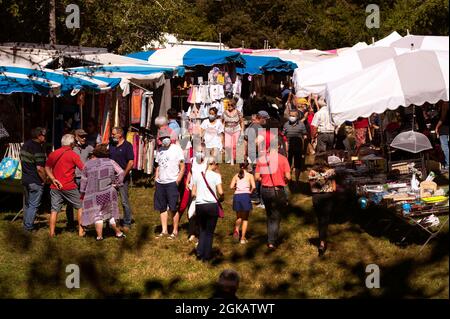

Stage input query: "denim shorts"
[
  {"left": 154, "top": 182, "right": 179, "bottom": 212},
  {"left": 50, "top": 188, "right": 82, "bottom": 213}
]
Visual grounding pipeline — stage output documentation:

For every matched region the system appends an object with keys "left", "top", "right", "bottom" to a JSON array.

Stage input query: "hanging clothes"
[
  {"left": 146, "top": 97, "right": 154, "bottom": 130},
  {"left": 138, "top": 134, "right": 144, "bottom": 170},
  {"left": 101, "top": 92, "right": 112, "bottom": 144},
  {"left": 133, "top": 133, "right": 139, "bottom": 169},
  {"left": 114, "top": 92, "right": 119, "bottom": 128},
  {"left": 187, "top": 87, "right": 194, "bottom": 104},
  {"left": 126, "top": 131, "right": 137, "bottom": 145},
  {"left": 131, "top": 88, "right": 143, "bottom": 124},
  {"left": 195, "top": 86, "right": 202, "bottom": 104},
  {"left": 159, "top": 79, "right": 172, "bottom": 117},
  {"left": 140, "top": 94, "right": 147, "bottom": 128},
  {"left": 224, "top": 72, "right": 233, "bottom": 93},
  {"left": 119, "top": 93, "right": 128, "bottom": 128},
  {"left": 233, "top": 76, "right": 242, "bottom": 96},
  {"left": 98, "top": 93, "right": 106, "bottom": 129},
  {"left": 146, "top": 138, "right": 155, "bottom": 175}
]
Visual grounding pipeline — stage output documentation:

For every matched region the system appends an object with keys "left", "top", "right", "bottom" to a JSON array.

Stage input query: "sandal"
[
  {"left": 155, "top": 232, "right": 168, "bottom": 239},
  {"left": 168, "top": 233, "right": 178, "bottom": 240}
]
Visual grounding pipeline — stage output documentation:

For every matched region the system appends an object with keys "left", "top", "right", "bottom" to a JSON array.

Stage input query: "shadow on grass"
[{"left": 0, "top": 190, "right": 448, "bottom": 298}]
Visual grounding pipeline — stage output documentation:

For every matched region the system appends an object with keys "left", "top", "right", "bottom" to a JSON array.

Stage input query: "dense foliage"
[{"left": 0, "top": 0, "right": 448, "bottom": 53}]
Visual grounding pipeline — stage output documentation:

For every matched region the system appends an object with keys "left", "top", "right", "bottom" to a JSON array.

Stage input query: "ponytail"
[
  {"left": 238, "top": 161, "right": 249, "bottom": 179},
  {"left": 238, "top": 168, "right": 245, "bottom": 179}
]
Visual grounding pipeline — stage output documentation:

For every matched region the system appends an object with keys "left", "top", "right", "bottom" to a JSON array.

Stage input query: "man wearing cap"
[
  {"left": 244, "top": 111, "right": 269, "bottom": 207},
  {"left": 65, "top": 129, "right": 94, "bottom": 229},
  {"left": 20, "top": 127, "right": 47, "bottom": 232},
  {"left": 311, "top": 97, "right": 336, "bottom": 153},
  {"left": 154, "top": 130, "right": 185, "bottom": 239}
]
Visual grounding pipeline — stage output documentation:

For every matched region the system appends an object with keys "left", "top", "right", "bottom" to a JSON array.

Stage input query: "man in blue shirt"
[{"left": 109, "top": 127, "right": 134, "bottom": 231}]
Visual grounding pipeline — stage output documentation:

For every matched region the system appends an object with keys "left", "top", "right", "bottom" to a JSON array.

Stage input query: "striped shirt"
[
  {"left": 20, "top": 140, "right": 46, "bottom": 186},
  {"left": 311, "top": 106, "right": 335, "bottom": 133}
]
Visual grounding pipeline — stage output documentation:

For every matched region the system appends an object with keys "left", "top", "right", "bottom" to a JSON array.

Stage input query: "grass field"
[{"left": 0, "top": 158, "right": 448, "bottom": 299}]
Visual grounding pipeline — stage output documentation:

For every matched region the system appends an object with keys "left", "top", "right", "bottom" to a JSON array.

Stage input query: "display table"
[{"left": 358, "top": 182, "right": 449, "bottom": 251}]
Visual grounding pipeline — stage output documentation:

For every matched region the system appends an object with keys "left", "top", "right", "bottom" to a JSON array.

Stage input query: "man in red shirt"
[
  {"left": 255, "top": 132, "right": 291, "bottom": 250},
  {"left": 45, "top": 134, "right": 84, "bottom": 237}
]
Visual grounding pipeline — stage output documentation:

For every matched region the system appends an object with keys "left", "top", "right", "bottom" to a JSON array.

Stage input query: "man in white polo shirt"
[
  {"left": 154, "top": 131, "right": 186, "bottom": 239},
  {"left": 311, "top": 97, "right": 336, "bottom": 153}
]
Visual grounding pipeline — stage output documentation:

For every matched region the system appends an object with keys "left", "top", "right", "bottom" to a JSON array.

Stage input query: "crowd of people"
[{"left": 18, "top": 87, "right": 449, "bottom": 259}]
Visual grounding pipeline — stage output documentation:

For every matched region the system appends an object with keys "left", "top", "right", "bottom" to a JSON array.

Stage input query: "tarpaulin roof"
[
  {"left": 236, "top": 55, "right": 297, "bottom": 75},
  {"left": 0, "top": 65, "right": 120, "bottom": 96},
  {"left": 127, "top": 46, "right": 244, "bottom": 68},
  {"left": 66, "top": 65, "right": 169, "bottom": 96}
]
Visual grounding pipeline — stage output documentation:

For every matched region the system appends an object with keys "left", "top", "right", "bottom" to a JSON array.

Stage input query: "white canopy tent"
[
  {"left": 390, "top": 35, "right": 449, "bottom": 51},
  {"left": 326, "top": 50, "right": 449, "bottom": 126},
  {"left": 293, "top": 46, "right": 409, "bottom": 97},
  {"left": 371, "top": 31, "right": 403, "bottom": 47}
]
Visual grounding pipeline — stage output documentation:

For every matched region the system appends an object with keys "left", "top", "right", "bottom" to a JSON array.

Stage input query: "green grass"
[{"left": 0, "top": 160, "right": 448, "bottom": 299}]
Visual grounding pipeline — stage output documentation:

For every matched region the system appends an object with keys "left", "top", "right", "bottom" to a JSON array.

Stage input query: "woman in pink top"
[{"left": 230, "top": 162, "right": 255, "bottom": 244}]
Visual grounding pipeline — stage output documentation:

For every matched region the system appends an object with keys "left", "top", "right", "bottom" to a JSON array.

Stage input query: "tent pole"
[
  {"left": 21, "top": 95, "right": 25, "bottom": 143},
  {"left": 52, "top": 97, "right": 56, "bottom": 151}
]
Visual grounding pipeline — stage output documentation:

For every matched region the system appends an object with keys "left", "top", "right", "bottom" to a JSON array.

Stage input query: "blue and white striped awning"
[
  {"left": 0, "top": 65, "right": 120, "bottom": 96},
  {"left": 237, "top": 55, "right": 298, "bottom": 75},
  {"left": 127, "top": 47, "right": 244, "bottom": 68},
  {"left": 65, "top": 64, "right": 176, "bottom": 95}
]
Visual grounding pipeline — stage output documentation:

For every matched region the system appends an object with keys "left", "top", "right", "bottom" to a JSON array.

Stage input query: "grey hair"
[
  {"left": 112, "top": 126, "right": 124, "bottom": 136},
  {"left": 155, "top": 116, "right": 168, "bottom": 127},
  {"left": 61, "top": 134, "right": 75, "bottom": 146}
]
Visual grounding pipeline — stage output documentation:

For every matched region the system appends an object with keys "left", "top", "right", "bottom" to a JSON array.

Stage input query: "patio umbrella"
[{"left": 390, "top": 130, "right": 432, "bottom": 153}]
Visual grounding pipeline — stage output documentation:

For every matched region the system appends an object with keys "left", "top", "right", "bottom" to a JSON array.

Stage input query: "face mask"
[
  {"left": 289, "top": 116, "right": 298, "bottom": 123},
  {"left": 209, "top": 115, "right": 216, "bottom": 121},
  {"left": 111, "top": 137, "right": 119, "bottom": 145},
  {"left": 161, "top": 138, "right": 171, "bottom": 147}
]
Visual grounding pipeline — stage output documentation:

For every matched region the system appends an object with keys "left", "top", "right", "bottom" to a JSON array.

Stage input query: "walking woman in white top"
[
  {"left": 230, "top": 161, "right": 255, "bottom": 244},
  {"left": 191, "top": 157, "right": 224, "bottom": 262}
]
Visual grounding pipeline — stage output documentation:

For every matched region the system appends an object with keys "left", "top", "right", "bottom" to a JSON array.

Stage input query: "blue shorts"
[
  {"left": 154, "top": 182, "right": 179, "bottom": 212},
  {"left": 232, "top": 193, "right": 252, "bottom": 212}
]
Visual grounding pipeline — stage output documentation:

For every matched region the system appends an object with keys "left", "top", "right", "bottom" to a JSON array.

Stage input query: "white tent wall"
[{"left": 327, "top": 50, "right": 449, "bottom": 126}]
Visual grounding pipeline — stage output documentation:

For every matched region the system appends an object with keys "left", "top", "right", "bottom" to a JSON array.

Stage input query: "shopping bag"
[
  {"left": 0, "top": 144, "right": 19, "bottom": 180},
  {"left": 13, "top": 144, "right": 22, "bottom": 179},
  {"left": 188, "top": 200, "right": 196, "bottom": 219}
]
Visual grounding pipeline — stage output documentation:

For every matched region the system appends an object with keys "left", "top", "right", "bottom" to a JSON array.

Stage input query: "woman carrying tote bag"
[{"left": 191, "top": 156, "right": 224, "bottom": 262}]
